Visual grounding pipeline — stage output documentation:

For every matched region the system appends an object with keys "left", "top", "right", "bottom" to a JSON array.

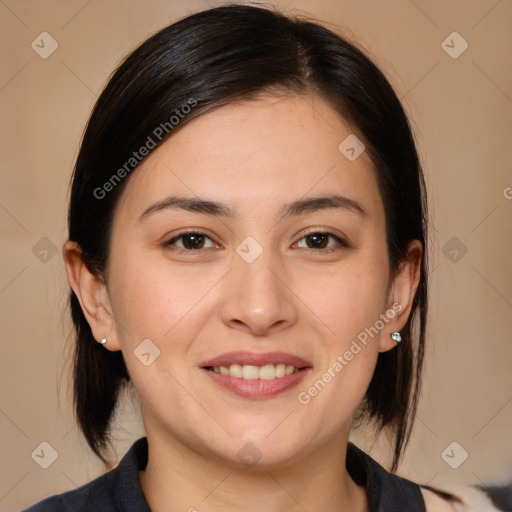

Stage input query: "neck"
[{"left": 139, "top": 423, "right": 367, "bottom": 512}]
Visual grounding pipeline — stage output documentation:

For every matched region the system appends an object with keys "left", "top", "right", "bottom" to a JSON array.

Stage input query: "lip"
[
  {"left": 200, "top": 351, "right": 312, "bottom": 369},
  {"left": 199, "top": 351, "right": 313, "bottom": 400},
  {"left": 201, "top": 367, "right": 312, "bottom": 399}
]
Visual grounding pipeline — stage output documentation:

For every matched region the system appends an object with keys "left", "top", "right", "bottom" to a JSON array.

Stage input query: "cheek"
[
  {"left": 106, "top": 253, "right": 241, "bottom": 434},
  {"left": 106, "top": 256, "right": 218, "bottom": 411},
  {"left": 107, "top": 251, "right": 219, "bottom": 351},
  {"left": 293, "top": 251, "right": 389, "bottom": 410},
  {"left": 298, "top": 255, "right": 390, "bottom": 343}
]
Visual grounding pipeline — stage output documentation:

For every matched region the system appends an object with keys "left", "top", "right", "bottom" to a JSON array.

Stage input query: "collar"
[
  {"left": 113, "top": 437, "right": 151, "bottom": 511},
  {"left": 346, "top": 441, "right": 426, "bottom": 511}
]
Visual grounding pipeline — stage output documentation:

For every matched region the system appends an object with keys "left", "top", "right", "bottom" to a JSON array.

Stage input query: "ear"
[
  {"left": 378, "top": 239, "right": 423, "bottom": 353},
  {"left": 63, "top": 240, "right": 121, "bottom": 351}
]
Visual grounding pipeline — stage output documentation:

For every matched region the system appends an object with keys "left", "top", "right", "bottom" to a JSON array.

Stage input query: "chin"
[{"left": 216, "top": 439, "right": 306, "bottom": 470}]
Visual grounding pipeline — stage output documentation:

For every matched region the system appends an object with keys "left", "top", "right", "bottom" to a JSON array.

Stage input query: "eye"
[
  {"left": 294, "top": 232, "right": 347, "bottom": 251},
  {"left": 164, "top": 230, "right": 347, "bottom": 253},
  {"left": 165, "top": 231, "right": 219, "bottom": 251}
]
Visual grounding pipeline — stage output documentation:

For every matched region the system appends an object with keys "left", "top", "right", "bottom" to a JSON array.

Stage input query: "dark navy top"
[{"left": 24, "top": 437, "right": 427, "bottom": 511}]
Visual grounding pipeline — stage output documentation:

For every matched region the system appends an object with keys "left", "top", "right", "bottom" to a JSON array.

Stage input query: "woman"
[{"left": 24, "top": 4, "right": 505, "bottom": 511}]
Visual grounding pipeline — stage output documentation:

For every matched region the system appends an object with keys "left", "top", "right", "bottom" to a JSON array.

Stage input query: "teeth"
[
  {"left": 259, "top": 364, "right": 276, "bottom": 380},
  {"left": 242, "top": 365, "right": 259, "bottom": 380},
  {"left": 210, "top": 363, "right": 300, "bottom": 380},
  {"left": 230, "top": 364, "right": 243, "bottom": 378}
]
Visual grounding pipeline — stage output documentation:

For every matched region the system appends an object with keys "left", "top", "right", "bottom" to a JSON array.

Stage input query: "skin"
[{"left": 64, "top": 92, "right": 422, "bottom": 512}]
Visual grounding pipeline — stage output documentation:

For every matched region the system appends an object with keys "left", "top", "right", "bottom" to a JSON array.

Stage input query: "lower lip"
[{"left": 201, "top": 368, "right": 311, "bottom": 399}]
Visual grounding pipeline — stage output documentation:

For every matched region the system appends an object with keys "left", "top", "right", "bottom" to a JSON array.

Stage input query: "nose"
[{"left": 219, "top": 249, "right": 298, "bottom": 337}]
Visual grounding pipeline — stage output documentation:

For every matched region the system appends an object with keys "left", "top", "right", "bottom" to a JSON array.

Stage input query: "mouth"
[
  {"left": 204, "top": 363, "right": 300, "bottom": 379},
  {"left": 200, "top": 351, "right": 312, "bottom": 399}
]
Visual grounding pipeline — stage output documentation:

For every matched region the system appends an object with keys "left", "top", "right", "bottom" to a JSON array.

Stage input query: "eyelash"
[{"left": 164, "top": 229, "right": 349, "bottom": 254}]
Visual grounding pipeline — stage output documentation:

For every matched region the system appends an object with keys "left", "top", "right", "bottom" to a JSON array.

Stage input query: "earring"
[
  {"left": 100, "top": 338, "right": 107, "bottom": 346},
  {"left": 390, "top": 332, "right": 402, "bottom": 344}
]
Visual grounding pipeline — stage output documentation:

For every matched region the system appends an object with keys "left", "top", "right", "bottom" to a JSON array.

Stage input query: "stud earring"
[
  {"left": 390, "top": 332, "right": 402, "bottom": 344},
  {"left": 100, "top": 338, "right": 107, "bottom": 346}
]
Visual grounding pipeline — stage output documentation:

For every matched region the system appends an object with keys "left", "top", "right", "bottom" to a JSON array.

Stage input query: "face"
[{"left": 90, "top": 92, "right": 413, "bottom": 467}]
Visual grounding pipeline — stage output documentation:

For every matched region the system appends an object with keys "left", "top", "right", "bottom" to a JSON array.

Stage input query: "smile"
[
  {"left": 200, "top": 351, "right": 312, "bottom": 399},
  {"left": 205, "top": 363, "right": 299, "bottom": 380}
]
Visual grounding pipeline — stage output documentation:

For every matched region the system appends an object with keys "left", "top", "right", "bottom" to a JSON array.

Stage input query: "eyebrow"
[{"left": 138, "top": 194, "right": 367, "bottom": 222}]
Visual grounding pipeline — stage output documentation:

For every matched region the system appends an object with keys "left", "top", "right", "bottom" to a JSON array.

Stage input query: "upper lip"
[{"left": 200, "top": 351, "right": 312, "bottom": 369}]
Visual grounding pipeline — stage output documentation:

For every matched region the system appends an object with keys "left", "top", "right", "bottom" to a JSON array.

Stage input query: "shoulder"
[
  {"left": 22, "top": 469, "right": 117, "bottom": 511},
  {"left": 347, "top": 443, "right": 511, "bottom": 512},
  {"left": 421, "top": 482, "right": 512, "bottom": 512},
  {"left": 347, "top": 443, "right": 427, "bottom": 509},
  {"left": 22, "top": 437, "right": 150, "bottom": 512},
  {"left": 421, "top": 486, "right": 464, "bottom": 512}
]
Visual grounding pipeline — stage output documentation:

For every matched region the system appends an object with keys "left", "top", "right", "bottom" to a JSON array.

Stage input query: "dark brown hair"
[{"left": 68, "top": 3, "right": 428, "bottom": 471}]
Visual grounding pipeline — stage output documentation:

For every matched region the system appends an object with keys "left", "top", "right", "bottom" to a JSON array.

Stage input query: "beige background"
[{"left": 1, "top": 0, "right": 511, "bottom": 510}]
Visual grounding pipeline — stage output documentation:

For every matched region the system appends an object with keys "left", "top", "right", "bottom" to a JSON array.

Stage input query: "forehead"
[{"left": 115, "top": 92, "right": 384, "bottom": 223}]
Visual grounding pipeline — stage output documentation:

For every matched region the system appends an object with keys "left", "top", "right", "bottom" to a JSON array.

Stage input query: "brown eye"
[
  {"left": 295, "top": 232, "right": 347, "bottom": 251},
  {"left": 180, "top": 233, "right": 205, "bottom": 249},
  {"left": 166, "top": 232, "right": 217, "bottom": 251},
  {"left": 305, "top": 233, "right": 329, "bottom": 249}
]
